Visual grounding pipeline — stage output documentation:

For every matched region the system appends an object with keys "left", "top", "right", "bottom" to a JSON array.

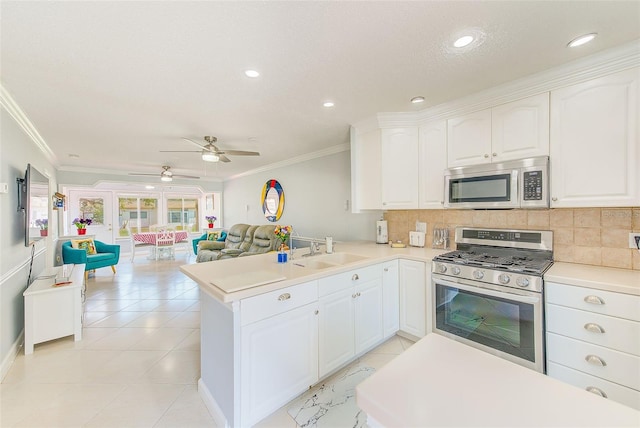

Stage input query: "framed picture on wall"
[{"left": 205, "top": 194, "right": 213, "bottom": 210}]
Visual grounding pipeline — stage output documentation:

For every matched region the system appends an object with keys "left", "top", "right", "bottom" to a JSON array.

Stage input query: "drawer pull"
[
  {"left": 278, "top": 293, "right": 291, "bottom": 301},
  {"left": 584, "top": 295, "right": 605, "bottom": 305},
  {"left": 584, "top": 323, "right": 605, "bottom": 334},
  {"left": 383, "top": 268, "right": 389, "bottom": 272},
  {"left": 352, "top": 293, "right": 357, "bottom": 299},
  {"left": 586, "top": 386, "right": 608, "bottom": 398},
  {"left": 352, "top": 274, "right": 359, "bottom": 281},
  {"left": 585, "top": 354, "right": 606, "bottom": 367}
]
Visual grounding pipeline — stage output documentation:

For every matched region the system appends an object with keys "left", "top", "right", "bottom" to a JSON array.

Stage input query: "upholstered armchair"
[
  {"left": 192, "top": 230, "right": 227, "bottom": 255},
  {"left": 62, "top": 240, "right": 120, "bottom": 281}
]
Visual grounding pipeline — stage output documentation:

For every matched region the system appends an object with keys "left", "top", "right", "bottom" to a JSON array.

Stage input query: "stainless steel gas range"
[{"left": 431, "top": 227, "right": 553, "bottom": 373}]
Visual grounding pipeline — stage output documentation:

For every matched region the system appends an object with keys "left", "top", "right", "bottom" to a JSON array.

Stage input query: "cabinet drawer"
[
  {"left": 546, "top": 282, "right": 640, "bottom": 322},
  {"left": 241, "top": 281, "right": 318, "bottom": 326},
  {"left": 319, "top": 264, "right": 381, "bottom": 297},
  {"left": 547, "top": 333, "right": 640, "bottom": 390},
  {"left": 546, "top": 304, "right": 640, "bottom": 356},
  {"left": 548, "top": 362, "right": 640, "bottom": 411}
]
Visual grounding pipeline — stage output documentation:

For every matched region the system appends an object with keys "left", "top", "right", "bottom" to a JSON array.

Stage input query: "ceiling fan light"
[
  {"left": 161, "top": 175, "right": 172, "bottom": 182},
  {"left": 202, "top": 152, "right": 220, "bottom": 162}
]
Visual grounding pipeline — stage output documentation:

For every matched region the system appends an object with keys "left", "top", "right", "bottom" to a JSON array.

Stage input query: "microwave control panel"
[{"left": 523, "top": 170, "right": 543, "bottom": 200}]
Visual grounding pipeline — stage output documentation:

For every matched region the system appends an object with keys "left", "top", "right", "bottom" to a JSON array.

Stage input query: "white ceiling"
[{"left": 2, "top": 1, "right": 639, "bottom": 182}]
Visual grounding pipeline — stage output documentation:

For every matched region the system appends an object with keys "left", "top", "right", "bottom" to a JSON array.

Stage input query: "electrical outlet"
[{"left": 629, "top": 233, "right": 640, "bottom": 249}]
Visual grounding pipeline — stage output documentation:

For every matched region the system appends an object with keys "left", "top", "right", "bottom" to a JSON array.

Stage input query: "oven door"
[
  {"left": 431, "top": 274, "right": 544, "bottom": 372},
  {"left": 444, "top": 169, "right": 519, "bottom": 209}
]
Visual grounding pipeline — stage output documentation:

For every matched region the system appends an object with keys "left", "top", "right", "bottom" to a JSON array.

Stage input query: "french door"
[{"left": 68, "top": 190, "right": 114, "bottom": 243}]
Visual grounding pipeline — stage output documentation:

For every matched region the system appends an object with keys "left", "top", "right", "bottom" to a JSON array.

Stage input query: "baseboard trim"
[
  {"left": 198, "top": 378, "right": 229, "bottom": 428},
  {"left": 1, "top": 330, "right": 24, "bottom": 383}
]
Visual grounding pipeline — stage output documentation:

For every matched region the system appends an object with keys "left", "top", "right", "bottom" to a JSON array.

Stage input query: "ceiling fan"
[
  {"left": 129, "top": 165, "right": 199, "bottom": 182},
  {"left": 160, "top": 136, "right": 260, "bottom": 162}
]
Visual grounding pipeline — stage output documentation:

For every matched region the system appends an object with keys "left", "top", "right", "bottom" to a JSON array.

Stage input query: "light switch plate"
[
  {"left": 630, "top": 233, "right": 640, "bottom": 249},
  {"left": 0, "top": 183, "right": 8, "bottom": 193},
  {"left": 416, "top": 222, "right": 427, "bottom": 233}
]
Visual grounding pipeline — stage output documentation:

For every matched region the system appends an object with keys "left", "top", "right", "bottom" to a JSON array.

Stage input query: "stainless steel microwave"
[{"left": 444, "top": 157, "right": 549, "bottom": 209}]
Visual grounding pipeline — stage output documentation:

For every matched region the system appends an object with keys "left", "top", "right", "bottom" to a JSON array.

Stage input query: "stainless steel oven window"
[
  {"left": 449, "top": 173, "right": 512, "bottom": 203},
  {"left": 432, "top": 277, "right": 544, "bottom": 372}
]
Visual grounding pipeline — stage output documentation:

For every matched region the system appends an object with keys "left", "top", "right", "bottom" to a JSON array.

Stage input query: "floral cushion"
[
  {"left": 71, "top": 238, "right": 97, "bottom": 255},
  {"left": 207, "top": 231, "right": 219, "bottom": 241}
]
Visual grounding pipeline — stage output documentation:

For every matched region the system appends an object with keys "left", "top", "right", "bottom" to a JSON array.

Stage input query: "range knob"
[
  {"left": 516, "top": 277, "right": 530, "bottom": 288},
  {"left": 473, "top": 270, "right": 484, "bottom": 280},
  {"left": 451, "top": 266, "right": 461, "bottom": 275},
  {"left": 437, "top": 264, "right": 447, "bottom": 274},
  {"left": 498, "top": 274, "right": 511, "bottom": 284}
]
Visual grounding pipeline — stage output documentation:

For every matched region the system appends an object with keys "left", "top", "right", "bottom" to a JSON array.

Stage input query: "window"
[
  {"left": 167, "top": 198, "right": 199, "bottom": 232},
  {"left": 119, "top": 197, "right": 158, "bottom": 236}
]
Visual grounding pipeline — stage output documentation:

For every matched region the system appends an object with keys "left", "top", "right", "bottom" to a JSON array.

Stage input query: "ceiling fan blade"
[
  {"left": 172, "top": 174, "right": 200, "bottom": 179},
  {"left": 181, "top": 137, "right": 205, "bottom": 149},
  {"left": 129, "top": 173, "right": 160, "bottom": 177},
  {"left": 218, "top": 150, "right": 260, "bottom": 156},
  {"left": 219, "top": 155, "right": 231, "bottom": 163},
  {"left": 159, "top": 150, "right": 202, "bottom": 153}
]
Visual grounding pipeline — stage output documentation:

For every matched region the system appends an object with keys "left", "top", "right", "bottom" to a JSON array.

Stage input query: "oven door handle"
[{"left": 433, "top": 276, "right": 541, "bottom": 305}]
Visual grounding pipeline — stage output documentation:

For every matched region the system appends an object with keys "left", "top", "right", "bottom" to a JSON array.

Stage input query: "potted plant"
[
  {"left": 205, "top": 215, "right": 217, "bottom": 228},
  {"left": 72, "top": 218, "right": 92, "bottom": 235},
  {"left": 35, "top": 218, "right": 48, "bottom": 237}
]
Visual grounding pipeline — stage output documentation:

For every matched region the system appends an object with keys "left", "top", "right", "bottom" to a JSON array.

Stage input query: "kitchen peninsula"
[{"left": 181, "top": 242, "right": 640, "bottom": 427}]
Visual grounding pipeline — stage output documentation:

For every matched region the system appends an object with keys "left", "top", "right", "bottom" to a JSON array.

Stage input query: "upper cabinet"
[
  {"left": 381, "top": 128, "right": 419, "bottom": 209},
  {"left": 550, "top": 68, "right": 640, "bottom": 207},
  {"left": 447, "top": 93, "right": 550, "bottom": 168},
  {"left": 418, "top": 120, "right": 447, "bottom": 209},
  {"left": 351, "top": 127, "right": 382, "bottom": 211}
]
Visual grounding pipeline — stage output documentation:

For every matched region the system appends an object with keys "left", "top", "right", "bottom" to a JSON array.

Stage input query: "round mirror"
[{"left": 261, "top": 179, "right": 284, "bottom": 222}]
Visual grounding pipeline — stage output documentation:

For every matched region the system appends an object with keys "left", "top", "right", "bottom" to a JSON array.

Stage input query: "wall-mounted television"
[{"left": 18, "top": 164, "right": 50, "bottom": 247}]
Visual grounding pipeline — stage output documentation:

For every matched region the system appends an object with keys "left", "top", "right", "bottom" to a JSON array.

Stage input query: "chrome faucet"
[{"left": 310, "top": 242, "right": 321, "bottom": 256}]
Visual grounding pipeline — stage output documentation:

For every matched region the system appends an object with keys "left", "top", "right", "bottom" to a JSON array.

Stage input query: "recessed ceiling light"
[
  {"left": 244, "top": 70, "right": 260, "bottom": 78},
  {"left": 567, "top": 33, "right": 597, "bottom": 48},
  {"left": 411, "top": 96, "right": 425, "bottom": 104},
  {"left": 145, "top": 185, "right": 155, "bottom": 189},
  {"left": 323, "top": 101, "right": 335, "bottom": 108},
  {"left": 454, "top": 35, "right": 474, "bottom": 48},
  {"left": 68, "top": 153, "right": 80, "bottom": 158}
]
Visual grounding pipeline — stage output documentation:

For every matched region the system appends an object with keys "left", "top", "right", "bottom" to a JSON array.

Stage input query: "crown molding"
[
  {"left": 226, "top": 143, "right": 350, "bottom": 181},
  {"left": 375, "top": 39, "right": 640, "bottom": 128},
  {"left": 0, "top": 84, "right": 59, "bottom": 166}
]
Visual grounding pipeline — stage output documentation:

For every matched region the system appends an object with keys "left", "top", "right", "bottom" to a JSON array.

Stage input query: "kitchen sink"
[{"left": 294, "top": 252, "right": 369, "bottom": 270}]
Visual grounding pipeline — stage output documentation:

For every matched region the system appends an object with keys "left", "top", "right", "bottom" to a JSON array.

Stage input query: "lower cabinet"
[
  {"left": 399, "top": 259, "right": 427, "bottom": 338},
  {"left": 545, "top": 281, "right": 640, "bottom": 410},
  {"left": 240, "top": 282, "right": 319, "bottom": 426},
  {"left": 382, "top": 260, "right": 400, "bottom": 338},
  {"left": 318, "top": 265, "right": 383, "bottom": 378}
]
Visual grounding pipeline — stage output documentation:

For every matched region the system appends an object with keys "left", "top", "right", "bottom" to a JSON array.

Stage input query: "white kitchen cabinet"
[
  {"left": 350, "top": 127, "right": 382, "bottom": 211},
  {"left": 550, "top": 67, "right": 640, "bottom": 207},
  {"left": 546, "top": 281, "right": 640, "bottom": 410},
  {"left": 447, "top": 93, "right": 550, "bottom": 168},
  {"left": 241, "top": 302, "right": 319, "bottom": 426},
  {"left": 381, "top": 127, "right": 419, "bottom": 209},
  {"left": 239, "top": 280, "right": 319, "bottom": 426},
  {"left": 447, "top": 109, "right": 492, "bottom": 167},
  {"left": 382, "top": 260, "right": 400, "bottom": 338},
  {"left": 399, "top": 259, "right": 426, "bottom": 339},
  {"left": 418, "top": 120, "right": 447, "bottom": 209},
  {"left": 318, "top": 265, "right": 383, "bottom": 378}
]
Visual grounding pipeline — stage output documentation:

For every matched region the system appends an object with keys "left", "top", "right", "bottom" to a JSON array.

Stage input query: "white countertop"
[
  {"left": 356, "top": 334, "right": 640, "bottom": 427},
  {"left": 180, "top": 242, "right": 445, "bottom": 302},
  {"left": 545, "top": 262, "right": 640, "bottom": 296}
]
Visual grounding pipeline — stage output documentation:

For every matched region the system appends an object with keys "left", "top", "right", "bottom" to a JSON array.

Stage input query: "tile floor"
[{"left": 1, "top": 252, "right": 413, "bottom": 427}]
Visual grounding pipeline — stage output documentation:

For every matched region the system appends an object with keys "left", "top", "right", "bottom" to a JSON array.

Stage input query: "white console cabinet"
[
  {"left": 23, "top": 263, "right": 85, "bottom": 354},
  {"left": 546, "top": 281, "right": 640, "bottom": 410}
]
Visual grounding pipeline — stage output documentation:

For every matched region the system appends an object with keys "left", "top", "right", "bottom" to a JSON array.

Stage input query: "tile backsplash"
[{"left": 384, "top": 207, "right": 640, "bottom": 271}]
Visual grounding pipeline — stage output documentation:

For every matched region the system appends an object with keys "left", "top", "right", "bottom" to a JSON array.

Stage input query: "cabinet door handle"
[
  {"left": 352, "top": 274, "right": 359, "bottom": 281},
  {"left": 278, "top": 293, "right": 291, "bottom": 301},
  {"left": 383, "top": 268, "right": 389, "bottom": 272},
  {"left": 314, "top": 310, "right": 319, "bottom": 315},
  {"left": 484, "top": 154, "right": 489, "bottom": 158},
  {"left": 584, "top": 295, "right": 605, "bottom": 305},
  {"left": 352, "top": 293, "right": 358, "bottom": 299},
  {"left": 492, "top": 152, "right": 497, "bottom": 157},
  {"left": 586, "top": 386, "right": 607, "bottom": 398},
  {"left": 585, "top": 355, "right": 606, "bottom": 366},
  {"left": 551, "top": 197, "right": 558, "bottom": 202},
  {"left": 584, "top": 323, "right": 605, "bottom": 334},
  {"left": 357, "top": 292, "right": 361, "bottom": 297}
]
